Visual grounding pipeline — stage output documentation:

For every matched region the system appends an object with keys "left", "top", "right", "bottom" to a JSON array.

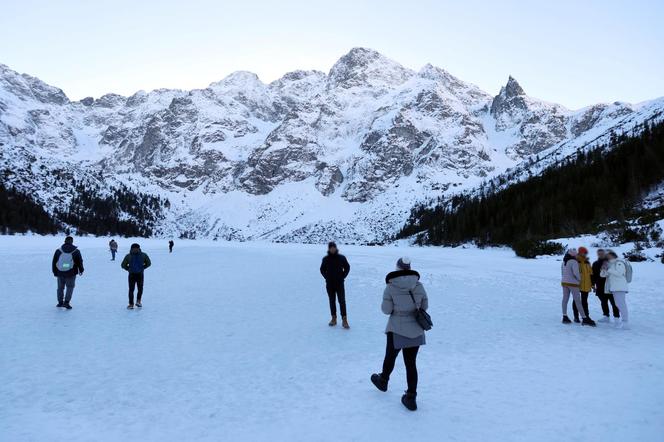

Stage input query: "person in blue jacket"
[{"left": 121, "top": 243, "right": 152, "bottom": 309}]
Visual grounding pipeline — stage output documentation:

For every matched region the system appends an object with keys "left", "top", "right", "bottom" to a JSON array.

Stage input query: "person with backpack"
[
  {"left": 168, "top": 240, "right": 174, "bottom": 253},
  {"left": 121, "top": 243, "right": 152, "bottom": 309},
  {"left": 371, "top": 257, "right": 428, "bottom": 411},
  {"left": 51, "top": 236, "right": 84, "bottom": 309},
  {"left": 601, "top": 250, "right": 631, "bottom": 329},
  {"left": 320, "top": 241, "right": 351, "bottom": 328},
  {"left": 109, "top": 239, "right": 118, "bottom": 261},
  {"left": 561, "top": 248, "right": 596, "bottom": 326},
  {"left": 592, "top": 249, "right": 620, "bottom": 322},
  {"left": 572, "top": 247, "right": 594, "bottom": 323}
]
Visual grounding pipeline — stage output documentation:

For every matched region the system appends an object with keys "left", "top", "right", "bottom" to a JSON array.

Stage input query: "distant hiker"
[
  {"left": 168, "top": 240, "right": 174, "bottom": 253},
  {"left": 601, "top": 250, "right": 630, "bottom": 329},
  {"left": 561, "top": 248, "right": 596, "bottom": 326},
  {"left": 51, "top": 236, "right": 84, "bottom": 309},
  {"left": 572, "top": 247, "right": 594, "bottom": 323},
  {"left": 371, "top": 257, "right": 428, "bottom": 411},
  {"left": 592, "top": 249, "right": 620, "bottom": 322},
  {"left": 109, "top": 239, "right": 118, "bottom": 261},
  {"left": 320, "top": 241, "right": 351, "bottom": 328},
  {"left": 121, "top": 243, "right": 152, "bottom": 309}
]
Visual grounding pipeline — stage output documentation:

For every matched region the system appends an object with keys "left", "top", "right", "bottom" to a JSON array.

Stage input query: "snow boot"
[
  {"left": 582, "top": 317, "right": 596, "bottom": 327},
  {"left": 616, "top": 320, "right": 630, "bottom": 330},
  {"left": 597, "top": 315, "right": 610, "bottom": 323},
  {"left": 56, "top": 302, "right": 64, "bottom": 308},
  {"left": 64, "top": 303, "right": 72, "bottom": 310},
  {"left": 562, "top": 316, "right": 572, "bottom": 324},
  {"left": 342, "top": 316, "right": 350, "bottom": 329},
  {"left": 328, "top": 316, "right": 337, "bottom": 326},
  {"left": 401, "top": 392, "right": 417, "bottom": 411},
  {"left": 136, "top": 301, "right": 142, "bottom": 308},
  {"left": 573, "top": 317, "right": 581, "bottom": 323},
  {"left": 371, "top": 373, "right": 388, "bottom": 392},
  {"left": 127, "top": 304, "right": 134, "bottom": 310}
]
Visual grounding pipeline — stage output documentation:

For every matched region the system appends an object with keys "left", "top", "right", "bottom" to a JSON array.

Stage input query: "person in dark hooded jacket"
[
  {"left": 320, "top": 241, "right": 351, "bottom": 328},
  {"left": 371, "top": 257, "right": 428, "bottom": 411},
  {"left": 121, "top": 243, "right": 152, "bottom": 309},
  {"left": 52, "top": 236, "right": 84, "bottom": 309}
]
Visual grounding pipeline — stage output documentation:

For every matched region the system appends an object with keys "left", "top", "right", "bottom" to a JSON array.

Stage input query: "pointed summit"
[
  {"left": 490, "top": 76, "right": 527, "bottom": 116},
  {"left": 328, "top": 47, "right": 412, "bottom": 90},
  {"left": 503, "top": 76, "right": 525, "bottom": 98}
]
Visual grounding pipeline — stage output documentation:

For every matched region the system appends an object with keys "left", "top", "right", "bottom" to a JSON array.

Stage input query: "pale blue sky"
[{"left": 1, "top": 0, "right": 662, "bottom": 109}]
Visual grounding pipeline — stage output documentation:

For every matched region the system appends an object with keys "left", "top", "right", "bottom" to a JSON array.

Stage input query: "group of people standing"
[
  {"left": 320, "top": 242, "right": 429, "bottom": 411},
  {"left": 561, "top": 247, "right": 631, "bottom": 329},
  {"left": 51, "top": 237, "right": 168, "bottom": 310}
]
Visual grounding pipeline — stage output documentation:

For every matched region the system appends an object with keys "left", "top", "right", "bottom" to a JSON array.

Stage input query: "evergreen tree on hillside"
[{"left": 399, "top": 120, "right": 664, "bottom": 246}]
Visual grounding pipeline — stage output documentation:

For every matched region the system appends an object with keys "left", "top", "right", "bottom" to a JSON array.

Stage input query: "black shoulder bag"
[{"left": 409, "top": 291, "right": 433, "bottom": 331}]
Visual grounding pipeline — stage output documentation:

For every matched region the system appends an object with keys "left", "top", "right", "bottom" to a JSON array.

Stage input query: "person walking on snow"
[
  {"left": 168, "top": 240, "right": 174, "bottom": 253},
  {"left": 371, "top": 257, "right": 428, "bottom": 411},
  {"left": 561, "top": 248, "right": 596, "bottom": 326},
  {"left": 592, "top": 249, "right": 620, "bottom": 322},
  {"left": 109, "top": 239, "right": 118, "bottom": 261},
  {"left": 320, "top": 241, "right": 351, "bottom": 328},
  {"left": 52, "top": 236, "right": 84, "bottom": 309},
  {"left": 121, "top": 243, "right": 152, "bottom": 309},
  {"left": 601, "top": 250, "right": 630, "bottom": 329},
  {"left": 572, "top": 247, "right": 594, "bottom": 323}
]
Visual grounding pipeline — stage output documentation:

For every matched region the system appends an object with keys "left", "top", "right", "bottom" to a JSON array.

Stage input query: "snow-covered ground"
[{"left": 1, "top": 236, "right": 663, "bottom": 442}]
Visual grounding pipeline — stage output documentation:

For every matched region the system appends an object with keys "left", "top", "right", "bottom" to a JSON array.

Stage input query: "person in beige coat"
[{"left": 371, "top": 257, "right": 428, "bottom": 411}]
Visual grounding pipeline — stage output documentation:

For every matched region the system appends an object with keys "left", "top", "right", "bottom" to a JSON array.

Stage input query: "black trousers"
[
  {"left": 381, "top": 332, "right": 419, "bottom": 394},
  {"left": 326, "top": 281, "right": 346, "bottom": 317},
  {"left": 573, "top": 291, "right": 590, "bottom": 319},
  {"left": 597, "top": 290, "right": 620, "bottom": 317},
  {"left": 128, "top": 273, "right": 144, "bottom": 304}
]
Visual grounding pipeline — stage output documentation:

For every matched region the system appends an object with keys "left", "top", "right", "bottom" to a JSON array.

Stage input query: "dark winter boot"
[
  {"left": 328, "top": 316, "right": 337, "bottom": 326},
  {"left": 64, "top": 303, "right": 72, "bottom": 310},
  {"left": 401, "top": 392, "right": 417, "bottom": 411},
  {"left": 582, "top": 317, "right": 596, "bottom": 327},
  {"left": 342, "top": 316, "right": 350, "bottom": 329},
  {"left": 136, "top": 301, "right": 142, "bottom": 308},
  {"left": 371, "top": 373, "right": 388, "bottom": 392},
  {"left": 562, "top": 316, "right": 572, "bottom": 324},
  {"left": 56, "top": 302, "right": 64, "bottom": 308},
  {"left": 573, "top": 316, "right": 581, "bottom": 323},
  {"left": 127, "top": 304, "right": 135, "bottom": 310}
]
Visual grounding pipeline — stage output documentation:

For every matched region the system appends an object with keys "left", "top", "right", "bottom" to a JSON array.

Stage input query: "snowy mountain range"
[{"left": 1, "top": 47, "right": 663, "bottom": 242}]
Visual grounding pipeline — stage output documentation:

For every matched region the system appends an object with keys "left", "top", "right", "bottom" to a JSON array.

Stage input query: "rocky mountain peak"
[
  {"left": 327, "top": 47, "right": 413, "bottom": 90},
  {"left": 503, "top": 75, "right": 525, "bottom": 98}
]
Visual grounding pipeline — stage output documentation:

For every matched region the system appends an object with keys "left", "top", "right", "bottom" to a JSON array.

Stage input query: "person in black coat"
[
  {"left": 51, "top": 236, "right": 84, "bottom": 309},
  {"left": 320, "top": 241, "right": 351, "bottom": 328},
  {"left": 591, "top": 249, "right": 620, "bottom": 322}
]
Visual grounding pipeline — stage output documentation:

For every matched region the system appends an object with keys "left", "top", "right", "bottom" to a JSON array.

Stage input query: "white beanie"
[{"left": 396, "top": 257, "right": 411, "bottom": 270}]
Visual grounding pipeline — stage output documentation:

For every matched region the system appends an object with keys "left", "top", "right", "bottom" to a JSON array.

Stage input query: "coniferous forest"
[
  {"left": 0, "top": 178, "right": 168, "bottom": 237},
  {"left": 399, "top": 120, "right": 664, "bottom": 246},
  {"left": 0, "top": 183, "right": 59, "bottom": 234}
]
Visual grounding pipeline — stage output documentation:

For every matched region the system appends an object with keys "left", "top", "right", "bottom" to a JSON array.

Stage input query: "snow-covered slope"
[{"left": 1, "top": 48, "right": 663, "bottom": 241}]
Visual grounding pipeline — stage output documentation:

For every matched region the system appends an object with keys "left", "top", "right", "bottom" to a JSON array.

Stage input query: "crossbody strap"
[{"left": 408, "top": 290, "right": 420, "bottom": 309}]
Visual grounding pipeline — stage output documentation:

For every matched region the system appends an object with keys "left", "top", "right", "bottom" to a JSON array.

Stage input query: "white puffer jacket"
[{"left": 601, "top": 260, "right": 629, "bottom": 293}]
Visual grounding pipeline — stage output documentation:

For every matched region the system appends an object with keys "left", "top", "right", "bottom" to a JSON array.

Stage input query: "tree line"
[
  {"left": 0, "top": 179, "right": 168, "bottom": 237},
  {"left": 398, "top": 119, "right": 664, "bottom": 246}
]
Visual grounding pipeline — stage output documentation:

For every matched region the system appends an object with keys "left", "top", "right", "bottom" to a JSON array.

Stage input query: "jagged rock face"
[{"left": 0, "top": 51, "right": 660, "bottom": 242}]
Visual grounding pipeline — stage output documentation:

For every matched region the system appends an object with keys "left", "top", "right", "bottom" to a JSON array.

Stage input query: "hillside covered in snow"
[{"left": 1, "top": 48, "right": 663, "bottom": 242}]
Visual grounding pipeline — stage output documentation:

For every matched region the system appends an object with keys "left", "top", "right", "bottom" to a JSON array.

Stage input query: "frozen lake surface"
[{"left": 1, "top": 236, "right": 662, "bottom": 441}]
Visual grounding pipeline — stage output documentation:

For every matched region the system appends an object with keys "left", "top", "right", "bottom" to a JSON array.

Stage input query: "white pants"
[
  {"left": 562, "top": 286, "right": 586, "bottom": 318},
  {"left": 612, "top": 291, "right": 628, "bottom": 322}
]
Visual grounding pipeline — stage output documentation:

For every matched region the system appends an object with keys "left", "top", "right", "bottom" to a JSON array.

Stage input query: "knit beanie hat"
[
  {"left": 578, "top": 246, "right": 588, "bottom": 255},
  {"left": 567, "top": 248, "right": 578, "bottom": 257},
  {"left": 396, "top": 257, "right": 411, "bottom": 270},
  {"left": 328, "top": 241, "right": 337, "bottom": 249},
  {"left": 131, "top": 243, "right": 140, "bottom": 250}
]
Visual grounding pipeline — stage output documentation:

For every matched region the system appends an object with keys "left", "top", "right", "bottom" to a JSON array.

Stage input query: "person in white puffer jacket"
[{"left": 601, "top": 250, "right": 630, "bottom": 329}]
